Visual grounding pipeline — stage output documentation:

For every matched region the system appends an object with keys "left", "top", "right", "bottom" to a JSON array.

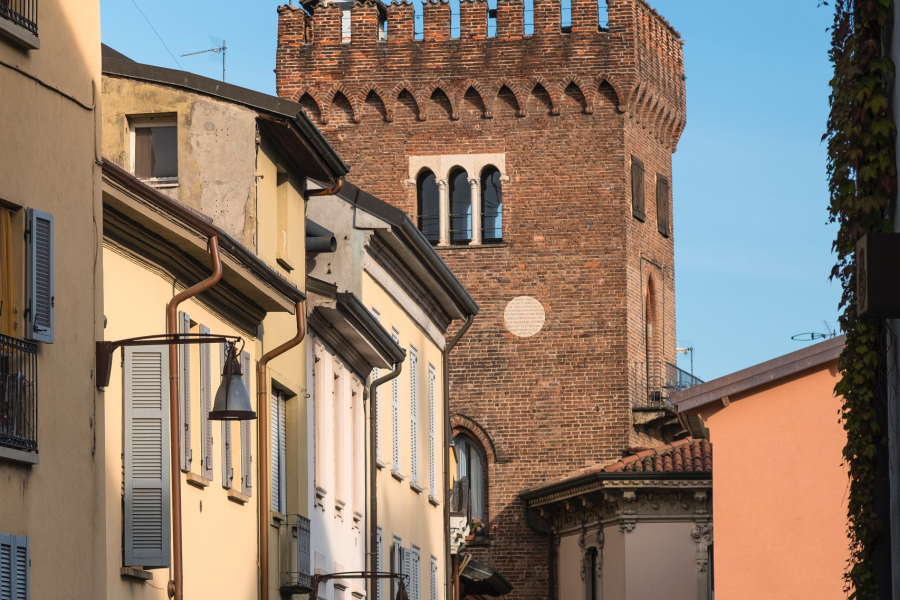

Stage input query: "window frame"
[
  {"left": 454, "top": 433, "right": 486, "bottom": 521},
  {"left": 129, "top": 116, "right": 179, "bottom": 187}
]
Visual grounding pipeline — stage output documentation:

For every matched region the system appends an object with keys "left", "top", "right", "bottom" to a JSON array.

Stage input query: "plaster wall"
[
  {"left": 102, "top": 248, "right": 259, "bottom": 599},
  {"left": 101, "top": 77, "right": 259, "bottom": 250},
  {"left": 692, "top": 362, "right": 847, "bottom": 600},
  {"left": 0, "top": 1, "right": 105, "bottom": 597},
  {"left": 602, "top": 526, "right": 626, "bottom": 600},
  {"left": 624, "top": 521, "right": 696, "bottom": 600},
  {"left": 364, "top": 271, "right": 445, "bottom": 600}
]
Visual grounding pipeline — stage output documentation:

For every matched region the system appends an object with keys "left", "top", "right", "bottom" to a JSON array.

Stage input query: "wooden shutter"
[
  {"left": 241, "top": 351, "right": 253, "bottom": 496},
  {"left": 124, "top": 345, "right": 171, "bottom": 568},
  {"left": 656, "top": 175, "right": 670, "bottom": 237},
  {"left": 410, "top": 349, "right": 418, "bottom": 484},
  {"left": 428, "top": 366, "right": 436, "bottom": 497},
  {"left": 631, "top": 157, "right": 645, "bottom": 222},
  {"left": 0, "top": 533, "right": 29, "bottom": 600},
  {"left": 24, "top": 208, "right": 53, "bottom": 344},
  {"left": 178, "top": 312, "right": 191, "bottom": 473},
  {"left": 219, "top": 345, "right": 232, "bottom": 489},
  {"left": 199, "top": 325, "right": 213, "bottom": 481}
]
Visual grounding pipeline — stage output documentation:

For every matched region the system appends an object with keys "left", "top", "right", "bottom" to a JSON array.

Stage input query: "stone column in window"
[
  {"left": 469, "top": 177, "right": 481, "bottom": 245},
  {"left": 437, "top": 178, "right": 449, "bottom": 246}
]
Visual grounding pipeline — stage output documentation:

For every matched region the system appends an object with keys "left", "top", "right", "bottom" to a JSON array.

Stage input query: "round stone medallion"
[{"left": 504, "top": 296, "right": 546, "bottom": 338}]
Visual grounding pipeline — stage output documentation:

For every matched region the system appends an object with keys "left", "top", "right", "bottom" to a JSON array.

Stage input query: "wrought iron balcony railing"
[
  {"left": 0, "top": 0, "right": 38, "bottom": 36},
  {"left": 631, "top": 361, "right": 702, "bottom": 410},
  {"left": 279, "top": 514, "right": 312, "bottom": 594},
  {"left": 0, "top": 333, "right": 38, "bottom": 453}
]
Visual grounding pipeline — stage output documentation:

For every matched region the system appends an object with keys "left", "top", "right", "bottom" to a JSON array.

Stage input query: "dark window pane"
[
  {"left": 656, "top": 175, "right": 669, "bottom": 237},
  {"left": 449, "top": 168, "right": 471, "bottom": 244},
  {"left": 481, "top": 166, "right": 503, "bottom": 242},
  {"left": 417, "top": 171, "right": 440, "bottom": 245},
  {"left": 134, "top": 128, "right": 153, "bottom": 179},
  {"left": 631, "top": 157, "right": 645, "bottom": 221},
  {"left": 150, "top": 126, "right": 178, "bottom": 178}
]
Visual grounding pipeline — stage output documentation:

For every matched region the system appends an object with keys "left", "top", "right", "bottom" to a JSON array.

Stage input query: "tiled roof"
[
  {"left": 600, "top": 438, "right": 712, "bottom": 474},
  {"left": 522, "top": 438, "right": 712, "bottom": 498}
]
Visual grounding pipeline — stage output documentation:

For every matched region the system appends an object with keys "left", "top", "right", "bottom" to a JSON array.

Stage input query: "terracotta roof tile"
[{"left": 599, "top": 438, "right": 712, "bottom": 475}]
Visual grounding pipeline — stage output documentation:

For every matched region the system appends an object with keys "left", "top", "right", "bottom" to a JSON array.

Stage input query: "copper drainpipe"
[
  {"left": 166, "top": 236, "right": 223, "bottom": 600},
  {"left": 258, "top": 302, "right": 307, "bottom": 600},
  {"left": 308, "top": 179, "right": 343, "bottom": 197}
]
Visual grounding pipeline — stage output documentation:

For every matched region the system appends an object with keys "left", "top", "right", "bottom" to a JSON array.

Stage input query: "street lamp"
[{"left": 209, "top": 341, "right": 256, "bottom": 421}]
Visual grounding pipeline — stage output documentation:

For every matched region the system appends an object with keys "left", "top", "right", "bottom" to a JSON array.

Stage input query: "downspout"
[
  {"left": 369, "top": 360, "right": 404, "bottom": 597},
  {"left": 443, "top": 315, "right": 475, "bottom": 600},
  {"left": 258, "top": 302, "right": 307, "bottom": 600},
  {"left": 166, "top": 237, "right": 223, "bottom": 600},
  {"left": 308, "top": 179, "right": 343, "bottom": 197},
  {"left": 524, "top": 501, "right": 555, "bottom": 600}
]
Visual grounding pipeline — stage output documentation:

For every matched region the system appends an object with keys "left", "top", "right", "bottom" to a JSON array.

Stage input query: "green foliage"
[{"left": 824, "top": 0, "right": 895, "bottom": 597}]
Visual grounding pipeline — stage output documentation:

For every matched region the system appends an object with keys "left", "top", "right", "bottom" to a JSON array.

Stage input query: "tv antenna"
[
  {"left": 791, "top": 321, "right": 839, "bottom": 342},
  {"left": 181, "top": 36, "right": 227, "bottom": 82}
]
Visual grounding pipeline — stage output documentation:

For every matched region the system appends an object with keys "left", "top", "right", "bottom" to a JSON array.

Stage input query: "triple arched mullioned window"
[{"left": 416, "top": 164, "right": 503, "bottom": 246}]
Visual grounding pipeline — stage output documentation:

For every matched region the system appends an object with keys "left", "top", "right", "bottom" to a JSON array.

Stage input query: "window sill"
[
  {"left": 376, "top": 459, "right": 386, "bottom": 470},
  {"left": 436, "top": 242, "right": 507, "bottom": 251},
  {"left": 0, "top": 19, "right": 39, "bottom": 50},
  {"left": 228, "top": 489, "right": 249, "bottom": 505},
  {"left": 185, "top": 472, "right": 211, "bottom": 489},
  {"left": 410, "top": 482, "right": 424, "bottom": 494},
  {"left": 120, "top": 567, "right": 153, "bottom": 581},
  {"left": 428, "top": 495, "right": 440, "bottom": 507},
  {"left": 391, "top": 469, "right": 405, "bottom": 482},
  {"left": 0, "top": 445, "right": 38, "bottom": 465},
  {"left": 270, "top": 510, "right": 286, "bottom": 528}
]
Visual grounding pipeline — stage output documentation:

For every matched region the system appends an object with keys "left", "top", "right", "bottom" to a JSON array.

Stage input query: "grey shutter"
[
  {"left": 271, "top": 391, "right": 280, "bottom": 512},
  {"left": 25, "top": 208, "right": 53, "bottom": 344},
  {"left": 372, "top": 367, "right": 380, "bottom": 461},
  {"left": 124, "top": 345, "right": 171, "bottom": 568},
  {"left": 428, "top": 367, "right": 436, "bottom": 497},
  {"left": 411, "top": 548, "right": 420, "bottom": 600},
  {"left": 431, "top": 557, "right": 438, "bottom": 600},
  {"left": 220, "top": 345, "right": 232, "bottom": 489},
  {"left": 402, "top": 547, "right": 411, "bottom": 592},
  {"left": 199, "top": 325, "right": 213, "bottom": 480},
  {"left": 178, "top": 311, "right": 191, "bottom": 473},
  {"left": 241, "top": 351, "right": 253, "bottom": 496},
  {"left": 391, "top": 540, "right": 402, "bottom": 599},
  {"left": 376, "top": 528, "right": 383, "bottom": 600},
  {"left": 410, "top": 350, "right": 418, "bottom": 484},
  {"left": 278, "top": 393, "right": 286, "bottom": 511},
  {"left": 0, "top": 533, "right": 29, "bottom": 600},
  {"left": 631, "top": 157, "right": 645, "bottom": 222},
  {"left": 656, "top": 175, "right": 670, "bottom": 237},
  {"left": 392, "top": 330, "right": 400, "bottom": 472}
]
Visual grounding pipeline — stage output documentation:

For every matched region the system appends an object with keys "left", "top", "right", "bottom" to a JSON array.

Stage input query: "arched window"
[
  {"left": 449, "top": 168, "right": 471, "bottom": 244},
  {"left": 481, "top": 166, "right": 503, "bottom": 243},
  {"left": 417, "top": 170, "right": 440, "bottom": 245},
  {"left": 454, "top": 434, "right": 484, "bottom": 520}
]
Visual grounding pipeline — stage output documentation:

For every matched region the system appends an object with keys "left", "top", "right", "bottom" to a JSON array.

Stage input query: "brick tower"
[{"left": 276, "top": 0, "right": 686, "bottom": 596}]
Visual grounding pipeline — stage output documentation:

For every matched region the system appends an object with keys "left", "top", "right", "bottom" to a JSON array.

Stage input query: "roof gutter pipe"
[
  {"left": 258, "top": 302, "right": 307, "bottom": 600},
  {"left": 369, "top": 359, "right": 405, "bottom": 598},
  {"left": 443, "top": 315, "right": 475, "bottom": 600},
  {"left": 166, "top": 236, "right": 224, "bottom": 599},
  {"left": 308, "top": 179, "right": 343, "bottom": 197}
]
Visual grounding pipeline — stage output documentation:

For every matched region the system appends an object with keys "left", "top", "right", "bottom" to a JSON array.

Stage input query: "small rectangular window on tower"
[
  {"left": 631, "top": 157, "right": 645, "bottom": 222},
  {"left": 656, "top": 174, "right": 670, "bottom": 237}
]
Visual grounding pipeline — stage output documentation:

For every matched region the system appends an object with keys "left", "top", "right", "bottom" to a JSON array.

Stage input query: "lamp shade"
[{"left": 210, "top": 350, "right": 256, "bottom": 421}]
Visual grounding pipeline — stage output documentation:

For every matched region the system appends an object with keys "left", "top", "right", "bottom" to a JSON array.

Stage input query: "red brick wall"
[{"left": 276, "top": 0, "right": 685, "bottom": 597}]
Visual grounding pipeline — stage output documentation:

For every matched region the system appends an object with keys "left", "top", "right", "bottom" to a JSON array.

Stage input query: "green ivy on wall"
[{"left": 824, "top": 0, "right": 895, "bottom": 597}]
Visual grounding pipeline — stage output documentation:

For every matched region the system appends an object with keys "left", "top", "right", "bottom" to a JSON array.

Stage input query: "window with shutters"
[
  {"left": 410, "top": 546, "right": 421, "bottom": 600},
  {"left": 198, "top": 325, "right": 214, "bottom": 481},
  {"left": 391, "top": 537, "right": 403, "bottom": 600},
  {"left": 240, "top": 351, "right": 253, "bottom": 497},
  {"left": 220, "top": 344, "right": 234, "bottom": 489},
  {"left": 391, "top": 328, "right": 400, "bottom": 475},
  {"left": 0, "top": 533, "right": 29, "bottom": 600},
  {"left": 351, "top": 377, "right": 363, "bottom": 522},
  {"left": 375, "top": 527, "right": 384, "bottom": 600},
  {"left": 129, "top": 116, "right": 178, "bottom": 188},
  {"left": 631, "top": 157, "right": 645, "bottom": 222},
  {"left": 371, "top": 308, "right": 383, "bottom": 466},
  {"left": 333, "top": 362, "right": 345, "bottom": 512},
  {"left": 656, "top": 174, "right": 670, "bottom": 237},
  {"left": 178, "top": 312, "right": 193, "bottom": 473},
  {"left": 123, "top": 345, "right": 171, "bottom": 568},
  {"left": 271, "top": 387, "right": 287, "bottom": 513},
  {"left": 24, "top": 208, "right": 53, "bottom": 344},
  {"left": 430, "top": 556, "right": 438, "bottom": 600},
  {"left": 313, "top": 340, "right": 328, "bottom": 507},
  {"left": 454, "top": 434, "right": 485, "bottom": 521},
  {"left": 428, "top": 365, "right": 436, "bottom": 499},
  {"left": 409, "top": 347, "right": 418, "bottom": 486}
]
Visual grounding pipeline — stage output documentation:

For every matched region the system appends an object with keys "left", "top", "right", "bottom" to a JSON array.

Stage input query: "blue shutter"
[
  {"left": 123, "top": 345, "right": 171, "bottom": 568},
  {"left": 24, "top": 208, "right": 53, "bottom": 344},
  {"left": 0, "top": 533, "right": 29, "bottom": 600}
]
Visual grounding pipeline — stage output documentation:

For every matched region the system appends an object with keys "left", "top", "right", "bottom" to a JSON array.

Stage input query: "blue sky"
[{"left": 101, "top": 0, "right": 839, "bottom": 381}]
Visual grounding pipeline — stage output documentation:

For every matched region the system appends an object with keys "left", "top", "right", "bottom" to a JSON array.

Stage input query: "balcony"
[
  {"left": 0, "top": 333, "right": 38, "bottom": 454},
  {"left": 279, "top": 514, "right": 312, "bottom": 594},
  {"left": 631, "top": 361, "right": 702, "bottom": 411},
  {"left": 0, "top": 0, "right": 37, "bottom": 35}
]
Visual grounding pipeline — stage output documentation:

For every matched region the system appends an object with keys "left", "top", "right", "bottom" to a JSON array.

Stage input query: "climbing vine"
[{"left": 824, "top": 0, "right": 895, "bottom": 597}]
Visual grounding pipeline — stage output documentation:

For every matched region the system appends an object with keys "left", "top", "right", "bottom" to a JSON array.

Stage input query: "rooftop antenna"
[
  {"left": 181, "top": 36, "right": 226, "bottom": 82},
  {"left": 791, "top": 321, "right": 839, "bottom": 343}
]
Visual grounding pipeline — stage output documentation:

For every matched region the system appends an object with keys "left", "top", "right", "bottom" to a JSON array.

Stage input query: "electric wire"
[{"left": 129, "top": 0, "right": 184, "bottom": 70}]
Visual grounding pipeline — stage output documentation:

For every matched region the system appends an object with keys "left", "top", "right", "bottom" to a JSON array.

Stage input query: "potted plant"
[{"left": 468, "top": 517, "right": 485, "bottom": 541}]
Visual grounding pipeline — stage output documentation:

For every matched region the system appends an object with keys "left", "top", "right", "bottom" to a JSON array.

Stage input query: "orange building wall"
[{"left": 692, "top": 361, "right": 848, "bottom": 600}]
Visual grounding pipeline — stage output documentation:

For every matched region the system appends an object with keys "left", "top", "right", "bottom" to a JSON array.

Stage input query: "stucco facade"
[{"left": 0, "top": 1, "right": 104, "bottom": 597}]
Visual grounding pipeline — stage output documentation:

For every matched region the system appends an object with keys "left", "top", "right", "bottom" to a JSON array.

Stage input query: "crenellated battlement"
[{"left": 275, "top": 0, "right": 686, "bottom": 148}]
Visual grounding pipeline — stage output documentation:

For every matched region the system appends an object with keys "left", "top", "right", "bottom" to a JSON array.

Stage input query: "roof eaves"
[{"left": 671, "top": 335, "right": 846, "bottom": 412}]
